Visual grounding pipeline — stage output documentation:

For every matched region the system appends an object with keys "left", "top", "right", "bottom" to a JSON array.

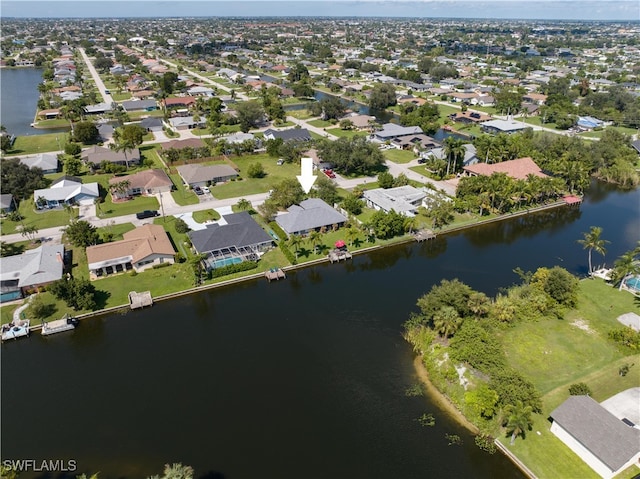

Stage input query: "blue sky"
[{"left": 1, "top": 0, "right": 639, "bottom": 20}]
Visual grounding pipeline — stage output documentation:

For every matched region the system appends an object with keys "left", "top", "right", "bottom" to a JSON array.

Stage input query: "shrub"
[
  {"left": 210, "top": 260, "right": 259, "bottom": 278},
  {"left": 568, "top": 382, "right": 592, "bottom": 396},
  {"left": 268, "top": 221, "right": 287, "bottom": 241},
  {"left": 174, "top": 218, "right": 190, "bottom": 234},
  {"left": 152, "top": 262, "right": 172, "bottom": 269},
  {"left": 279, "top": 241, "right": 297, "bottom": 265},
  {"left": 608, "top": 327, "right": 640, "bottom": 350}
]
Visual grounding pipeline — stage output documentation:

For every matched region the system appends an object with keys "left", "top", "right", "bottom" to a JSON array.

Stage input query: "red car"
[{"left": 323, "top": 169, "right": 336, "bottom": 179}]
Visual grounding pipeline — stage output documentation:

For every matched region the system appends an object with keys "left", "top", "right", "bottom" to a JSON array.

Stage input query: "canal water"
[
  {"left": 1, "top": 182, "right": 638, "bottom": 479},
  {"left": 0, "top": 67, "right": 68, "bottom": 137}
]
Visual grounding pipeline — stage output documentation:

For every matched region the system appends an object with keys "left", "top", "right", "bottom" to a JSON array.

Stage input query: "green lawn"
[
  {"left": 308, "top": 119, "right": 334, "bottom": 128},
  {"left": 192, "top": 209, "right": 221, "bottom": 223},
  {"left": 499, "top": 279, "right": 640, "bottom": 479},
  {"left": 169, "top": 173, "right": 200, "bottom": 206},
  {"left": 211, "top": 153, "right": 302, "bottom": 199},
  {"left": 383, "top": 148, "right": 416, "bottom": 164},
  {"left": 34, "top": 119, "right": 72, "bottom": 129},
  {"left": 6, "top": 133, "right": 66, "bottom": 155},
  {"left": 325, "top": 128, "right": 366, "bottom": 139},
  {"left": 1, "top": 198, "right": 78, "bottom": 235}
]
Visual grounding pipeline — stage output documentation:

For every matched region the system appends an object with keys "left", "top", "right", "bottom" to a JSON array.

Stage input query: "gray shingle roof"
[
  {"left": 275, "top": 198, "right": 347, "bottom": 235},
  {"left": 263, "top": 128, "right": 311, "bottom": 141},
  {"left": 188, "top": 212, "right": 272, "bottom": 254},
  {"left": 550, "top": 395, "right": 640, "bottom": 471},
  {"left": 176, "top": 164, "right": 238, "bottom": 184},
  {"left": 0, "top": 244, "right": 65, "bottom": 288}
]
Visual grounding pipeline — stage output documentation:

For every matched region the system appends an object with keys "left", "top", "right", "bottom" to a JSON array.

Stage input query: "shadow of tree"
[{"left": 93, "top": 289, "right": 111, "bottom": 310}]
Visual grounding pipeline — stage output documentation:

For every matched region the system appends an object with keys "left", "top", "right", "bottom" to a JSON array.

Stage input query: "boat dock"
[
  {"left": 265, "top": 268, "right": 286, "bottom": 282},
  {"left": 414, "top": 229, "right": 436, "bottom": 242},
  {"left": 328, "top": 249, "right": 352, "bottom": 263},
  {"left": 128, "top": 291, "right": 153, "bottom": 309},
  {"left": 42, "top": 314, "right": 78, "bottom": 336}
]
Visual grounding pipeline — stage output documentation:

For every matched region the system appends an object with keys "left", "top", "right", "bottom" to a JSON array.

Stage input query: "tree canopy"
[
  {"left": 0, "top": 158, "right": 48, "bottom": 201},
  {"left": 316, "top": 136, "right": 385, "bottom": 176}
]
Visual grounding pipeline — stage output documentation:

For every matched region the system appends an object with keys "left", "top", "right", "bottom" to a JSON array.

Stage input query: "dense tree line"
[
  {"left": 0, "top": 159, "right": 48, "bottom": 201},
  {"left": 316, "top": 136, "right": 386, "bottom": 176}
]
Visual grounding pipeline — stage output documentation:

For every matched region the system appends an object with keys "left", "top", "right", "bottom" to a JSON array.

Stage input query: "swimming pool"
[
  {"left": 624, "top": 276, "right": 640, "bottom": 292},
  {"left": 211, "top": 257, "right": 243, "bottom": 269}
]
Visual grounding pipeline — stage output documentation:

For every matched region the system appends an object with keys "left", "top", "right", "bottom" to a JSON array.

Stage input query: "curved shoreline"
[{"left": 412, "top": 356, "right": 479, "bottom": 434}]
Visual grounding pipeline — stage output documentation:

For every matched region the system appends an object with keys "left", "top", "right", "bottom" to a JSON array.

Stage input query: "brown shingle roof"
[
  {"left": 86, "top": 224, "right": 175, "bottom": 267},
  {"left": 160, "top": 138, "right": 205, "bottom": 150},
  {"left": 108, "top": 169, "right": 172, "bottom": 191}
]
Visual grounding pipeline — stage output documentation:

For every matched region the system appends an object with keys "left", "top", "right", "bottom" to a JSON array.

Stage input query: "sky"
[{"left": 1, "top": 0, "right": 639, "bottom": 21}]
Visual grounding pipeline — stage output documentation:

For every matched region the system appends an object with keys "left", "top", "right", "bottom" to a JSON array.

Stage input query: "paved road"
[{"left": 78, "top": 48, "right": 114, "bottom": 105}]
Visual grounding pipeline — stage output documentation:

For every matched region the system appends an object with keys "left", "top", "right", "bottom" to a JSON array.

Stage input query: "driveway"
[{"left": 600, "top": 387, "right": 640, "bottom": 425}]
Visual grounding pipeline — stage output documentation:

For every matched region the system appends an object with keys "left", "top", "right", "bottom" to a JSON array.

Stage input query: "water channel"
[
  {"left": 2, "top": 181, "right": 638, "bottom": 479},
  {"left": 0, "top": 67, "right": 68, "bottom": 137}
]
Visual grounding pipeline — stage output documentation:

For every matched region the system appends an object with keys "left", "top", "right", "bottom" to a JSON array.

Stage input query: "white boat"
[
  {"left": 1, "top": 319, "right": 30, "bottom": 341},
  {"left": 41, "top": 314, "right": 78, "bottom": 336}
]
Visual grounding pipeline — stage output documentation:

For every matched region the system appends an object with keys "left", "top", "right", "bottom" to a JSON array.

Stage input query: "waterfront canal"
[{"left": 2, "top": 181, "right": 638, "bottom": 478}]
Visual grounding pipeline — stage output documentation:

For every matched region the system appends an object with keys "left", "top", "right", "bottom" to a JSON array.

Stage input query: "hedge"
[
  {"left": 210, "top": 260, "right": 259, "bottom": 278},
  {"left": 268, "top": 221, "right": 287, "bottom": 242}
]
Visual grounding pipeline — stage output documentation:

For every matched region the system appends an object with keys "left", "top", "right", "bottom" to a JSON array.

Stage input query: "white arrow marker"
[{"left": 296, "top": 157, "right": 317, "bottom": 194}]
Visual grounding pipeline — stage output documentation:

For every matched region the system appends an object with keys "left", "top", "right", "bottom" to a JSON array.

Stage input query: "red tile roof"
[{"left": 463, "top": 157, "right": 547, "bottom": 180}]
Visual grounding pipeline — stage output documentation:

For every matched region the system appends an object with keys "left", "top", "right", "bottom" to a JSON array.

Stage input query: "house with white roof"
[
  {"left": 33, "top": 176, "right": 99, "bottom": 209},
  {"left": 372, "top": 123, "right": 424, "bottom": 142},
  {"left": 18, "top": 153, "right": 59, "bottom": 174},
  {"left": 363, "top": 186, "right": 427, "bottom": 217}
]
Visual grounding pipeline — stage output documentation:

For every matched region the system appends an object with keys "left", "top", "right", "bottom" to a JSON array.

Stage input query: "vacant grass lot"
[
  {"left": 211, "top": 153, "right": 300, "bottom": 199},
  {"left": 499, "top": 279, "right": 640, "bottom": 479},
  {"left": 7, "top": 133, "right": 66, "bottom": 155}
]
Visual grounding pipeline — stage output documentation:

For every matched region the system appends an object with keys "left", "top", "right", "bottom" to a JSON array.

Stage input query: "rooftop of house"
[
  {"left": 0, "top": 244, "right": 65, "bottom": 287},
  {"left": 275, "top": 198, "right": 348, "bottom": 234},
  {"left": 463, "top": 156, "right": 546, "bottom": 180},
  {"left": 188, "top": 211, "right": 273, "bottom": 254}
]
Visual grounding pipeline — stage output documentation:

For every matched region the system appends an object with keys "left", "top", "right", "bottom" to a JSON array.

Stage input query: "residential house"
[
  {"left": 303, "top": 148, "right": 332, "bottom": 170},
  {"left": 33, "top": 176, "right": 99, "bottom": 208},
  {"left": 0, "top": 194, "right": 17, "bottom": 215},
  {"left": 363, "top": 186, "right": 427, "bottom": 217},
  {"left": 463, "top": 156, "right": 547, "bottom": 180},
  {"left": 372, "top": 123, "right": 423, "bottom": 142},
  {"left": 167, "top": 116, "right": 206, "bottom": 131},
  {"left": 263, "top": 128, "right": 312, "bottom": 142},
  {"left": 0, "top": 244, "right": 65, "bottom": 302},
  {"left": 480, "top": 119, "right": 530, "bottom": 135},
  {"left": 82, "top": 145, "right": 141, "bottom": 169},
  {"left": 522, "top": 93, "right": 548, "bottom": 105},
  {"left": 449, "top": 111, "right": 492, "bottom": 124},
  {"left": 224, "top": 132, "right": 262, "bottom": 149},
  {"left": 187, "top": 86, "right": 215, "bottom": 97},
  {"left": 97, "top": 122, "right": 114, "bottom": 143},
  {"left": 391, "top": 134, "right": 440, "bottom": 151},
  {"left": 188, "top": 212, "right": 273, "bottom": 270},
  {"left": 176, "top": 163, "right": 239, "bottom": 188},
  {"left": 550, "top": 395, "right": 640, "bottom": 479},
  {"left": 108, "top": 169, "right": 173, "bottom": 200},
  {"left": 275, "top": 198, "right": 348, "bottom": 237},
  {"left": 140, "top": 117, "right": 164, "bottom": 132},
  {"left": 160, "top": 138, "right": 205, "bottom": 151},
  {"left": 577, "top": 116, "right": 605, "bottom": 130},
  {"left": 83, "top": 102, "right": 113, "bottom": 115},
  {"left": 161, "top": 96, "right": 196, "bottom": 109},
  {"left": 120, "top": 99, "right": 157, "bottom": 112},
  {"left": 86, "top": 224, "right": 175, "bottom": 278},
  {"left": 36, "top": 108, "right": 61, "bottom": 120},
  {"left": 18, "top": 153, "right": 59, "bottom": 174},
  {"left": 342, "top": 113, "right": 377, "bottom": 131},
  {"left": 425, "top": 144, "right": 478, "bottom": 167}
]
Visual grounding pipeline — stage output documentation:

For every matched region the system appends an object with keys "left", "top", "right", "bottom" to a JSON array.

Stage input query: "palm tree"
[
  {"left": 433, "top": 306, "right": 461, "bottom": 338},
  {"left": 307, "top": 230, "right": 323, "bottom": 254},
  {"left": 236, "top": 198, "right": 252, "bottom": 212},
  {"left": 403, "top": 216, "right": 417, "bottom": 235},
  {"left": 345, "top": 226, "right": 360, "bottom": 247},
  {"left": 288, "top": 234, "right": 303, "bottom": 259},
  {"left": 611, "top": 250, "right": 640, "bottom": 291},
  {"left": 503, "top": 401, "right": 533, "bottom": 445},
  {"left": 577, "top": 226, "right": 609, "bottom": 274},
  {"left": 443, "top": 137, "right": 466, "bottom": 176}
]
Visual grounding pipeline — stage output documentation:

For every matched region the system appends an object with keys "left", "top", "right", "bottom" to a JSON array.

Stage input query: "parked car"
[
  {"left": 276, "top": 159, "right": 284, "bottom": 166},
  {"left": 201, "top": 186, "right": 210, "bottom": 194},
  {"left": 193, "top": 186, "right": 204, "bottom": 195},
  {"left": 323, "top": 169, "right": 336, "bottom": 179},
  {"left": 136, "top": 210, "right": 159, "bottom": 220}
]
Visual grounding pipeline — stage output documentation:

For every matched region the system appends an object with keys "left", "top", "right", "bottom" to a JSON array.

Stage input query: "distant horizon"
[{"left": 2, "top": 1, "right": 639, "bottom": 21}]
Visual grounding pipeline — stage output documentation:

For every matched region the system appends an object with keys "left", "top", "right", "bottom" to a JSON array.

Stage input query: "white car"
[
  {"left": 276, "top": 159, "right": 284, "bottom": 166},
  {"left": 201, "top": 186, "right": 210, "bottom": 194}
]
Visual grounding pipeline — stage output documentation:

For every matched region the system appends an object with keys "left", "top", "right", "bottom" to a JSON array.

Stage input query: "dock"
[
  {"left": 42, "top": 314, "right": 77, "bottom": 336},
  {"left": 414, "top": 229, "right": 436, "bottom": 242},
  {"left": 328, "top": 249, "right": 352, "bottom": 263},
  {"left": 128, "top": 291, "right": 153, "bottom": 309},
  {"left": 265, "top": 268, "right": 286, "bottom": 282}
]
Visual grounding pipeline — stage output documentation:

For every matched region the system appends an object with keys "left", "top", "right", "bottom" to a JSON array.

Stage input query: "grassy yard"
[
  {"left": 34, "top": 119, "right": 72, "bottom": 129},
  {"left": 6, "top": 133, "right": 66, "bottom": 155},
  {"left": 308, "top": 119, "right": 334, "bottom": 128},
  {"left": 193, "top": 209, "right": 221, "bottom": 223},
  {"left": 1, "top": 198, "right": 78, "bottom": 235},
  {"left": 169, "top": 172, "right": 200, "bottom": 206},
  {"left": 383, "top": 148, "right": 416, "bottom": 164},
  {"left": 499, "top": 279, "right": 640, "bottom": 479},
  {"left": 325, "top": 128, "right": 366, "bottom": 139},
  {"left": 211, "top": 153, "right": 302, "bottom": 199}
]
